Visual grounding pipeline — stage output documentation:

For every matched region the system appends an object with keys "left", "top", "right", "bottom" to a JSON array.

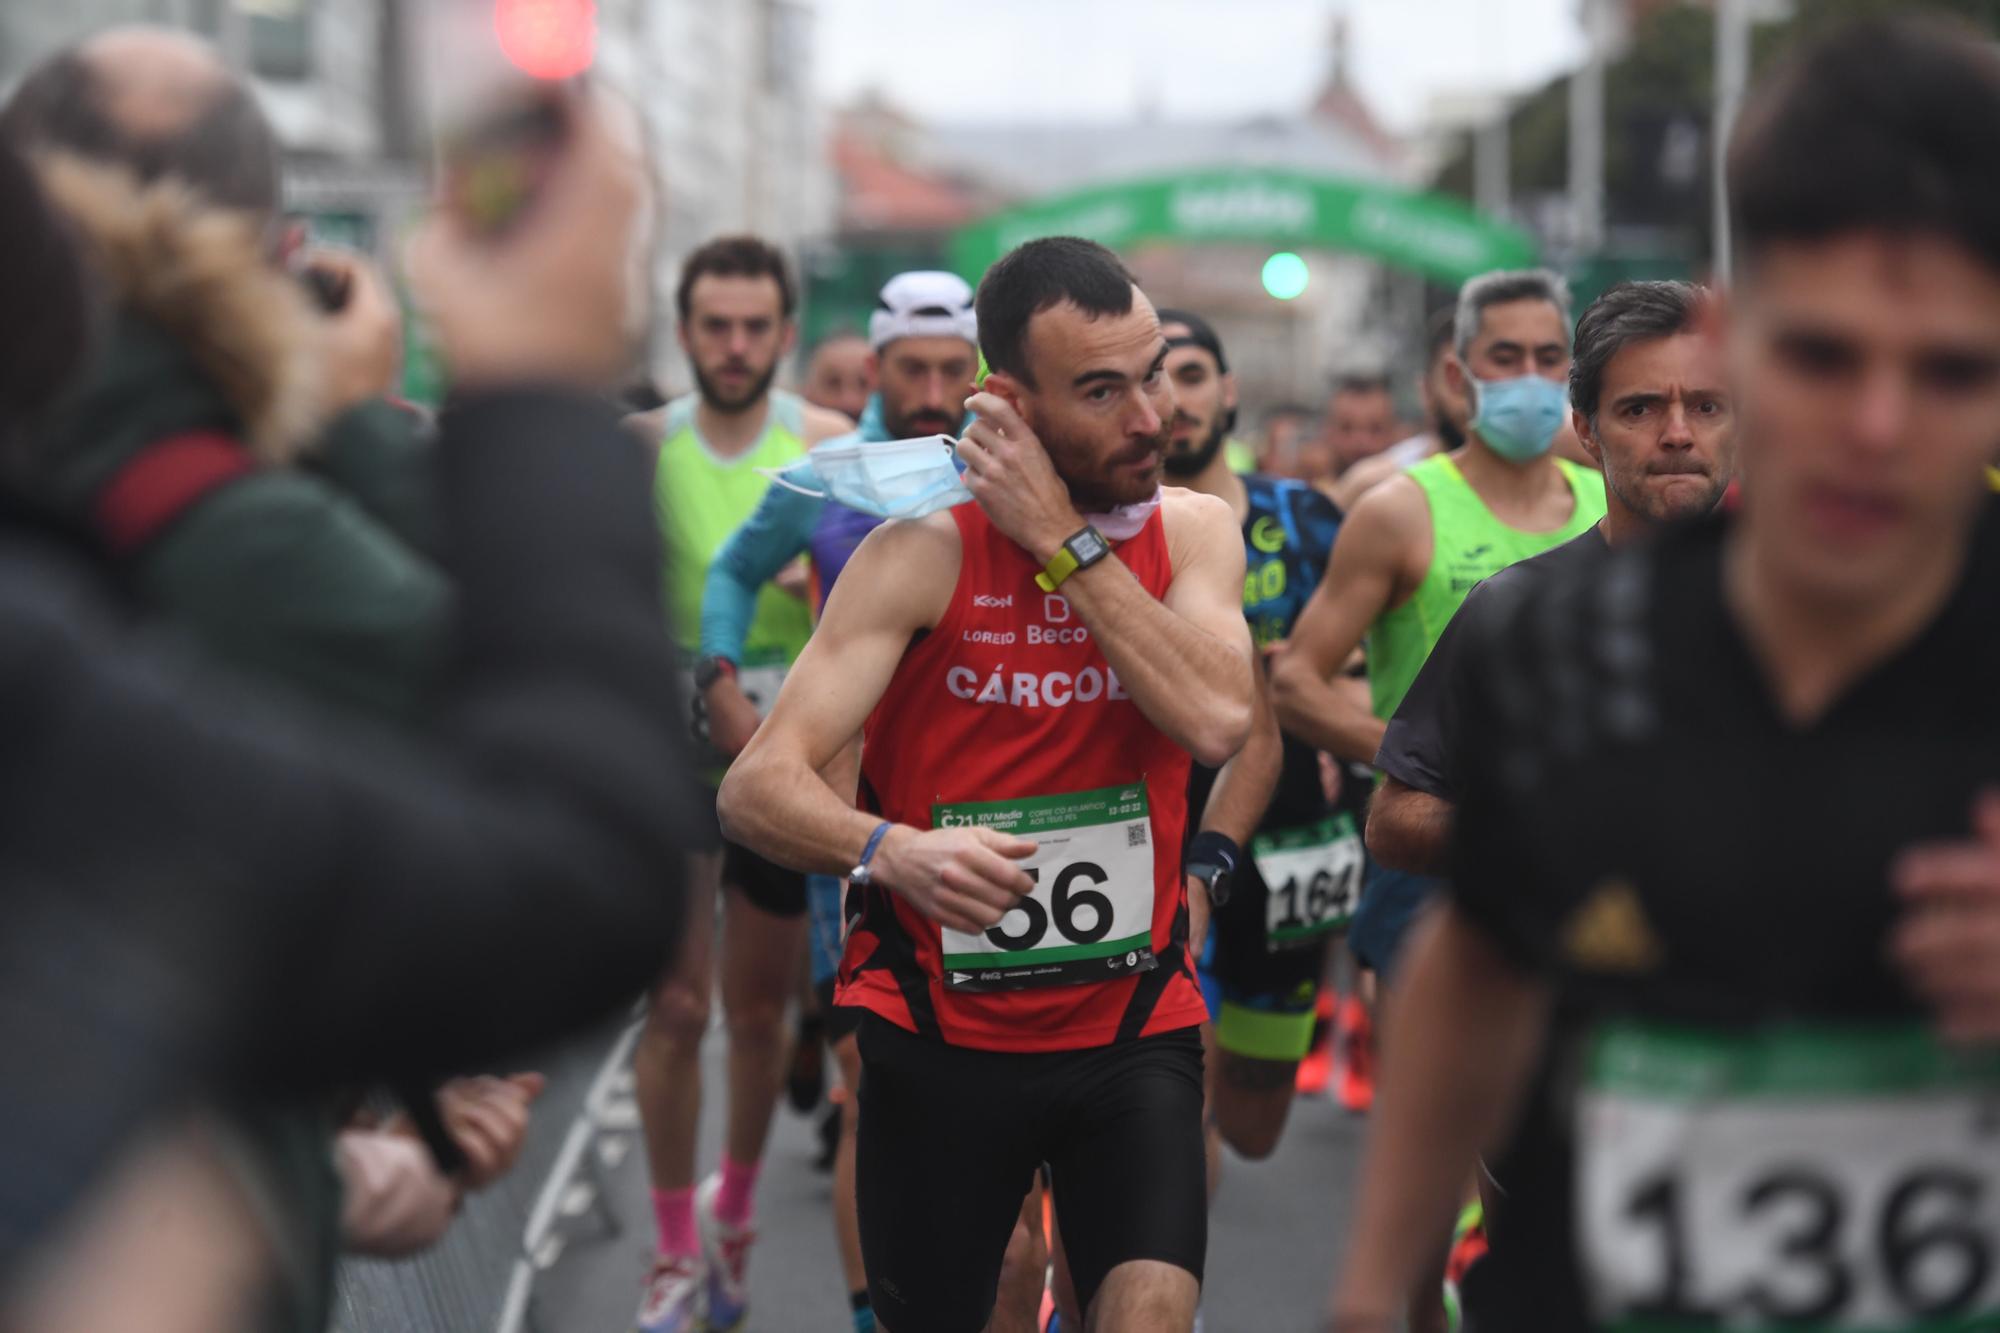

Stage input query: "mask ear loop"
[{"left": 756, "top": 466, "right": 829, "bottom": 498}]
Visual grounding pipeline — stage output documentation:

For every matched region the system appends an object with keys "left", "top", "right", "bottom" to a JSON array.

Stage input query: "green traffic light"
[{"left": 1262, "top": 252, "right": 1309, "bottom": 301}]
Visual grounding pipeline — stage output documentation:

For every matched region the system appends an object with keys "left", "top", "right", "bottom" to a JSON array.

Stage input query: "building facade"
[{"left": 2, "top": 0, "right": 835, "bottom": 397}]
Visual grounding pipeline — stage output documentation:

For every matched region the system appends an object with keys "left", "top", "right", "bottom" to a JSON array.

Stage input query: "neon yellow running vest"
[
  {"left": 653, "top": 390, "right": 814, "bottom": 665},
  {"left": 1368, "top": 454, "right": 1606, "bottom": 721}
]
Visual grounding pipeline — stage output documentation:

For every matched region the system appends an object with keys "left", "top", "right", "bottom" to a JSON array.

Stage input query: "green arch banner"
[{"left": 948, "top": 168, "right": 1537, "bottom": 285}]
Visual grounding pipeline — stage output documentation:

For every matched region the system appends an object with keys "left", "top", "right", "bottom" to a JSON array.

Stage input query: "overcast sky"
[{"left": 816, "top": 0, "right": 1587, "bottom": 131}]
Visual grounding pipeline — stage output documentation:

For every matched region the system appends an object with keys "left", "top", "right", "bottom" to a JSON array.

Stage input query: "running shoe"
[
  {"left": 1442, "top": 1198, "right": 1488, "bottom": 1333},
  {"left": 634, "top": 1255, "right": 704, "bottom": 1333},
  {"left": 1333, "top": 993, "right": 1375, "bottom": 1114},
  {"left": 694, "top": 1173, "right": 755, "bottom": 1331},
  {"left": 1295, "top": 989, "right": 1338, "bottom": 1096},
  {"left": 1446, "top": 1198, "right": 1488, "bottom": 1285}
]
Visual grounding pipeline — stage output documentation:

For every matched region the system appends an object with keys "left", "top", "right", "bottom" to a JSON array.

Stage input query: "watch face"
[{"left": 1072, "top": 529, "right": 1110, "bottom": 563}]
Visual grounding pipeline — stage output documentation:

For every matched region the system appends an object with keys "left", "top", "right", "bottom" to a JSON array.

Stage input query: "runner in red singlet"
[{"left": 720, "top": 237, "right": 1254, "bottom": 1333}]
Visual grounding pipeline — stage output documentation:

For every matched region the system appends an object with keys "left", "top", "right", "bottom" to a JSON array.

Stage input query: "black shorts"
[
  {"left": 722, "top": 837, "right": 806, "bottom": 918},
  {"left": 1203, "top": 850, "right": 1342, "bottom": 1063},
  {"left": 699, "top": 785, "right": 807, "bottom": 918},
  {"left": 856, "top": 1015, "right": 1206, "bottom": 1332}
]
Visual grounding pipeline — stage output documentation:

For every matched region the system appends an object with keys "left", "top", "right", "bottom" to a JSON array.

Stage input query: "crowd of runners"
[{"left": 5, "top": 8, "right": 2000, "bottom": 1333}]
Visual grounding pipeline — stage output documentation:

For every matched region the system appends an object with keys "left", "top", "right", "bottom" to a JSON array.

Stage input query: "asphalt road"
[{"left": 531, "top": 1022, "right": 1367, "bottom": 1332}]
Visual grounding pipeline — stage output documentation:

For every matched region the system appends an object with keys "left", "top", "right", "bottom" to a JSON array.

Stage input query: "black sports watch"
[
  {"left": 1184, "top": 831, "right": 1242, "bottom": 907},
  {"left": 692, "top": 654, "right": 736, "bottom": 691},
  {"left": 1035, "top": 525, "right": 1112, "bottom": 592}
]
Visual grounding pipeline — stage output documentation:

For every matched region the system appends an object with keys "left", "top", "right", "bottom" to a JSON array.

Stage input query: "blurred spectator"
[
  {"left": 799, "top": 328, "right": 873, "bottom": 422},
  {"left": 1253, "top": 403, "right": 1318, "bottom": 479},
  {"left": 3, "top": 27, "right": 447, "bottom": 715},
  {"left": 1331, "top": 311, "right": 1471, "bottom": 511},
  {"left": 1324, "top": 371, "right": 1399, "bottom": 476},
  {"left": 0, "top": 45, "right": 688, "bottom": 1333},
  {"left": 4, "top": 27, "right": 469, "bottom": 1331},
  {"left": 0, "top": 79, "right": 683, "bottom": 1297}
]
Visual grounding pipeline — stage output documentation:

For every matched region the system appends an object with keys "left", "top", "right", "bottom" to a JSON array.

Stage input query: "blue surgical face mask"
[
  {"left": 762, "top": 434, "right": 971, "bottom": 520},
  {"left": 1470, "top": 372, "right": 1570, "bottom": 462}
]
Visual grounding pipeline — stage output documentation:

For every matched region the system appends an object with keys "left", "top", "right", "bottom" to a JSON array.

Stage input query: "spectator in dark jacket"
[
  {"left": 0, "top": 91, "right": 691, "bottom": 1328},
  {"left": 1, "top": 30, "right": 482, "bottom": 1330},
  {"left": 3, "top": 26, "right": 446, "bottom": 715}
]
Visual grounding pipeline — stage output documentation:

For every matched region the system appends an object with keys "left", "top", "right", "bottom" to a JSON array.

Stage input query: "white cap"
[{"left": 868, "top": 270, "right": 978, "bottom": 351}]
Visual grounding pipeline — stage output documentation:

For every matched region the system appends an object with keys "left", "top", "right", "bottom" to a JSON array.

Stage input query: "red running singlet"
[{"left": 837, "top": 501, "right": 1207, "bottom": 1052}]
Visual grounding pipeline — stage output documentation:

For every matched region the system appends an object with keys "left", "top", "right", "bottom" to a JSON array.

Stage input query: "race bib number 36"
[
  {"left": 935, "top": 784, "right": 1157, "bottom": 993},
  {"left": 1255, "top": 812, "right": 1362, "bottom": 951},
  {"left": 1577, "top": 1021, "right": 2000, "bottom": 1331}
]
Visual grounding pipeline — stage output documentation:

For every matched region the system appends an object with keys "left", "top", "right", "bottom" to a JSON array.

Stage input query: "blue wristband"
[{"left": 851, "top": 821, "right": 893, "bottom": 884}]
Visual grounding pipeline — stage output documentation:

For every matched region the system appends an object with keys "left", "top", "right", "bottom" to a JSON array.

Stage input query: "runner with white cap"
[{"left": 697, "top": 268, "right": 982, "bottom": 1333}]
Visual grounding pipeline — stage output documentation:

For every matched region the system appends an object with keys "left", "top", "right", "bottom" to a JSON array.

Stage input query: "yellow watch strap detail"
[{"left": 1035, "top": 545, "right": 1082, "bottom": 592}]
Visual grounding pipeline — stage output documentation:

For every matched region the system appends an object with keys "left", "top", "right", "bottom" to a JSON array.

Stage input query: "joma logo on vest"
[{"left": 946, "top": 665, "right": 1130, "bottom": 708}]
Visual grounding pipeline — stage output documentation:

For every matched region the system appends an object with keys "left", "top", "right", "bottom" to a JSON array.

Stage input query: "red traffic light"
[{"left": 493, "top": 0, "right": 597, "bottom": 80}]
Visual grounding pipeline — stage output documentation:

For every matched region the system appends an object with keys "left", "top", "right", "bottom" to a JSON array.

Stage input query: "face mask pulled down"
[
  {"left": 763, "top": 433, "right": 1165, "bottom": 540},
  {"left": 763, "top": 435, "right": 971, "bottom": 521}
]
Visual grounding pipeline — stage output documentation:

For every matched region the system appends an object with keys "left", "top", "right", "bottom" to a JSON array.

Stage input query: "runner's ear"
[{"left": 982, "top": 368, "right": 1027, "bottom": 416}]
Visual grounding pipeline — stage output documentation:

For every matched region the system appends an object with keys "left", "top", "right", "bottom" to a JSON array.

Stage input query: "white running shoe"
[
  {"left": 694, "top": 1173, "right": 755, "bottom": 1331},
  {"left": 634, "top": 1255, "right": 704, "bottom": 1333}
]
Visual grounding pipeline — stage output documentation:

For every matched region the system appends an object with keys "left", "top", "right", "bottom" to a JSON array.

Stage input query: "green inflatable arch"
[{"left": 949, "top": 167, "right": 1537, "bottom": 285}]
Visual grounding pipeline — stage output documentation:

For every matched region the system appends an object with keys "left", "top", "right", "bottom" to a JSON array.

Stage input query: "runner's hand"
[
  {"left": 957, "top": 392, "right": 1084, "bottom": 563},
  {"left": 1892, "top": 789, "right": 2000, "bottom": 1042},
  {"left": 872, "top": 824, "right": 1038, "bottom": 936},
  {"left": 772, "top": 559, "right": 812, "bottom": 602},
  {"left": 705, "top": 677, "right": 762, "bottom": 758}
]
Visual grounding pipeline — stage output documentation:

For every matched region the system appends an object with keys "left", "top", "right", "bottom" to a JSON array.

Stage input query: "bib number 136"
[
  {"left": 934, "top": 784, "right": 1158, "bottom": 993},
  {"left": 1578, "top": 1022, "right": 2000, "bottom": 1330}
]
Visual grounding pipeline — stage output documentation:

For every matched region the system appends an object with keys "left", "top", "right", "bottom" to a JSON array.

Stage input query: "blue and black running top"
[
  {"left": 1190, "top": 473, "right": 1360, "bottom": 834},
  {"left": 1240, "top": 473, "right": 1342, "bottom": 653}
]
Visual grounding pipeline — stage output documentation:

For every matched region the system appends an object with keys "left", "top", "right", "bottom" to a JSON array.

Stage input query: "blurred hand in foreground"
[
  {"left": 407, "top": 91, "right": 648, "bottom": 391},
  {"left": 302, "top": 245, "right": 404, "bottom": 411}
]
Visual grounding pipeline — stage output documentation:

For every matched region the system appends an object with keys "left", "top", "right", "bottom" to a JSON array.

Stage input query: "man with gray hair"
[
  {"left": 1273, "top": 268, "right": 1606, "bottom": 978},
  {"left": 1271, "top": 266, "right": 1607, "bottom": 1333},
  {"left": 1368, "top": 280, "right": 1735, "bottom": 878}
]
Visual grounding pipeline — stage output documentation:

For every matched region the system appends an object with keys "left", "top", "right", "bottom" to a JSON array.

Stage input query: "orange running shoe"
[
  {"left": 1333, "top": 994, "right": 1375, "bottom": 1113},
  {"left": 1294, "top": 990, "right": 1338, "bottom": 1095}
]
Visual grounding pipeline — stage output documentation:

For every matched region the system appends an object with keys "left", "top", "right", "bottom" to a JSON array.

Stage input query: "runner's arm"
[
  {"left": 718, "top": 518, "right": 941, "bottom": 874},
  {"left": 718, "top": 518, "right": 1037, "bottom": 934},
  {"left": 1055, "top": 490, "right": 1254, "bottom": 767},
  {"left": 1366, "top": 570, "right": 1494, "bottom": 874},
  {"left": 1365, "top": 778, "right": 1453, "bottom": 877},
  {"left": 1325, "top": 448, "right": 1403, "bottom": 514},
  {"left": 1327, "top": 906, "right": 1548, "bottom": 1324},
  {"left": 698, "top": 483, "right": 823, "bottom": 663},
  {"left": 1187, "top": 680, "right": 1281, "bottom": 951},
  {"left": 1197, "top": 678, "right": 1281, "bottom": 847},
  {"left": 1270, "top": 485, "right": 1414, "bottom": 764}
]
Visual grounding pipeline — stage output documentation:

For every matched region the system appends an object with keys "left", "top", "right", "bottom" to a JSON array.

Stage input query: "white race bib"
[
  {"left": 1254, "top": 812, "right": 1362, "bottom": 950},
  {"left": 934, "top": 783, "right": 1158, "bottom": 992},
  {"left": 1577, "top": 1021, "right": 2000, "bottom": 1330}
]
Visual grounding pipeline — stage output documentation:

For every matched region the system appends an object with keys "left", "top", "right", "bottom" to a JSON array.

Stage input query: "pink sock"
[
  {"left": 714, "top": 1154, "right": 760, "bottom": 1229},
  {"left": 652, "top": 1186, "right": 698, "bottom": 1258}
]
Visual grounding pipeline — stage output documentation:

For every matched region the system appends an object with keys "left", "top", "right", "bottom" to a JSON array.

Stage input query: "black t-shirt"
[
  {"left": 1375, "top": 525, "right": 1608, "bottom": 800},
  {"left": 1449, "top": 504, "right": 2000, "bottom": 1331}
]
